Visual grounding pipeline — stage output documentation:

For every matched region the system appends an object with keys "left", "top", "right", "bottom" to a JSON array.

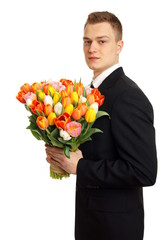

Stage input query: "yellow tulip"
[
  {"left": 47, "top": 112, "right": 56, "bottom": 126},
  {"left": 64, "top": 104, "right": 74, "bottom": 116},
  {"left": 48, "top": 86, "right": 55, "bottom": 97},
  {"left": 85, "top": 108, "right": 96, "bottom": 123},
  {"left": 71, "top": 91, "right": 78, "bottom": 105},
  {"left": 53, "top": 92, "right": 60, "bottom": 105},
  {"left": 38, "top": 90, "right": 45, "bottom": 101}
]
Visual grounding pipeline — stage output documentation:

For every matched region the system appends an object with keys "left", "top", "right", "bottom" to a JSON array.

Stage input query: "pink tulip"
[
  {"left": 85, "top": 86, "right": 92, "bottom": 96},
  {"left": 23, "top": 92, "right": 37, "bottom": 106},
  {"left": 65, "top": 121, "right": 81, "bottom": 137}
]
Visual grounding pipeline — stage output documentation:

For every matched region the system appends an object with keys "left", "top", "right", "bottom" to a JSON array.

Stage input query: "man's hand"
[{"left": 45, "top": 145, "right": 83, "bottom": 175}]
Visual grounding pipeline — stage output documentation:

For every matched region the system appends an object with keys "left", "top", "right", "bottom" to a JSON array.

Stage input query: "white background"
[{"left": 0, "top": 0, "right": 160, "bottom": 239}]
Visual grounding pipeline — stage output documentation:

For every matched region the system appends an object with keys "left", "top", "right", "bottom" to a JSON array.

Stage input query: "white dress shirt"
[{"left": 91, "top": 63, "right": 121, "bottom": 88}]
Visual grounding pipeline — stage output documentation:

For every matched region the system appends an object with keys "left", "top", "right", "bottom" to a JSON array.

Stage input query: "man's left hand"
[{"left": 45, "top": 145, "right": 83, "bottom": 175}]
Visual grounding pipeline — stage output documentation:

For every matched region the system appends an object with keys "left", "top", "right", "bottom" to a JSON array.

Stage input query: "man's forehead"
[{"left": 84, "top": 22, "right": 114, "bottom": 39}]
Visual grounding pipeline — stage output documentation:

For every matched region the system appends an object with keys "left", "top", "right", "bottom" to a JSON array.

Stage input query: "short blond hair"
[{"left": 84, "top": 11, "right": 123, "bottom": 42}]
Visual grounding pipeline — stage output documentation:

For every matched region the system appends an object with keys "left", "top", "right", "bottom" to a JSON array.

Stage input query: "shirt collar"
[{"left": 92, "top": 63, "right": 121, "bottom": 88}]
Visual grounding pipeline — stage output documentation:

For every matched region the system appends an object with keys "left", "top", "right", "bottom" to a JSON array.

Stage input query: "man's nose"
[{"left": 89, "top": 41, "right": 97, "bottom": 53}]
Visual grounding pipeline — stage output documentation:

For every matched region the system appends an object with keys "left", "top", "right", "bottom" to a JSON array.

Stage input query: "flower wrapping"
[{"left": 16, "top": 79, "right": 110, "bottom": 179}]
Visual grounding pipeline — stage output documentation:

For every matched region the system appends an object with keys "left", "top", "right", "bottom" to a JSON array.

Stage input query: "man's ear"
[{"left": 117, "top": 40, "right": 124, "bottom": 54}]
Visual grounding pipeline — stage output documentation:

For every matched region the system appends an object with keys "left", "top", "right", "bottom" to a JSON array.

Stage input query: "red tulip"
[
  {"left": 54, "top": 112, "right": 71, "bottom": 129},
  {"left": 30, "top": 100, "right": 44, "bottom": 115},
  {"left": 92, "top": 88, "right": 105, "bottom": 106},
  {"left": 16, "top": 91, "right": 26, "bottom": 103}
]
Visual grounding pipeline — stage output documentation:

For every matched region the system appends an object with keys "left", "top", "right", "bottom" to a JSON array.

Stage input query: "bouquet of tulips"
[{"left": 16, "top": 78, "right": 109, "bottom": 179}]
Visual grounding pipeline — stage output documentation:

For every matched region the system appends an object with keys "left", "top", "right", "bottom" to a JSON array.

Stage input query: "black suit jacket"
[{"left": 75, "top": 67, "right": 157, "bottom": 240}]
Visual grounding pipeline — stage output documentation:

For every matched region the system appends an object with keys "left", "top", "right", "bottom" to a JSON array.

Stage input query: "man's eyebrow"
[{"left": 83, "top": 36, "right": 109, "bottom": 40}]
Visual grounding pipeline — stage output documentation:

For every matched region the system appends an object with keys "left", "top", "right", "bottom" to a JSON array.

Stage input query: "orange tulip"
[
  {"left": 16, "top": 91, "right": 26, "bottom": 103},
  {"left": 66, "top": 84, "right": 74, "bottom": 96},
  {"left": 75, "top": 82, "right": 84, "bottom": 97},
  {"left": 78, "top": 103, "right": 88, "bottom": 116},
  {"left": 30, "top": 100, "right": 44, "bottom": 115},
  {"left": 54, "top": 112, "right": 71, "bottom": 129},
  {"left": 48, "top": 112, "right": 56, "bottom": 126},
  {"left": 20, "top": 83, "right": 31, "bottom": 93},
  {"left": 60, "top": 90, "right": 68, "bottom": 98},
  {"left": 72, "top": 108, "right": 81, "bottom": 120},
  {"left": 36, "top": 116, "right": 48, "bottom": 130},
  {"left": 44, "top": 104, "right": 53, "bottom": 116},
  {"left": 87, "top": 94, "right": 95, "bottom": 105},
  {"left": 62, "top": 96, "right": 71, "bottom": 108},
  {"left": 31, "top": 82, "right": 41, "bottom": 93}
]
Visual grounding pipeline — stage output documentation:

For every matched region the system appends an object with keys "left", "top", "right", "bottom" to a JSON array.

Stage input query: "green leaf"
[
  {"left": 83, "top": 87, "right": 86, "bottom": 98},
  {"left": 96, "top": 110, "right": 110, "bottom": 120},
  {"left": 64, "top": 145, "right": 70, "bottom": 158},
  {"left": 30, "top": 129, "right": 42, "bottom": 140}
]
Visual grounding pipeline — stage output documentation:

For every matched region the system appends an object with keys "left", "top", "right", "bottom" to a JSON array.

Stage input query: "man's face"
[{"left": 83, "top": 22, "right": 123, "bottom": 78}]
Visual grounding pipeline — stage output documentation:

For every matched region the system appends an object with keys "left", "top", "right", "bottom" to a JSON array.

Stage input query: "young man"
[{"left": 45, "top": 11, "right": 157, "bottom": 240}]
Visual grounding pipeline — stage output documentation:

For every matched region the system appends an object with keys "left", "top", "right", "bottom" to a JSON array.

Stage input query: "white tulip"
[
  {"left": 54, "top": 102, "right": 63, "bottom": 116},
  {"left": 60, "top": 129, "right": 71, "bottom": 141},
  {"left": 79, "top": 95, "right": 87, "bottom": 104},
  {"left": 89, "top": 102, "right": 99, "bottom": 113},
  {"left": 44, "top": 95, "right": 53, "bottom": 106}
]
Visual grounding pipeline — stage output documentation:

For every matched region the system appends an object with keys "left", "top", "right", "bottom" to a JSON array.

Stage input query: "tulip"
[
  {"left": 66, "top": 84, "right": 74, "bottom": 96},
  {"left": 75, "top": 82, "right": 84, "bottom": 97},
  {"left": 54, "top": 102, "right": 63, "bottom": 116},
  {"left": 87, "top": 94, "right": 95, "bottom": 105},
  {"left": 36, "top": 116, "right": 48, "bottom": 130},
  {"left": 38, "top": 90, "right": 45, "bottom": 102},
  {"left": 44, "top": 95, "right": 53, "bottom": 106},
  {"left": 47, "top": 112, "right": 56, "bottom": 126},
  {"left": 43, "top": 83, "right": 55, "bottom": 96},
  {"left": 92, "top": 88, "right": 105, "bottom": 106},
  {"left": 64, "top": 104, "right": 74, "bottom": 116},
  {"left": 20, "top": 83, "right": 31, "bottom": 93},
  {"left": 44, "top": 104, "right": 53, "bottom": 116},
  {"left": 71, "top": 91, "right": 79, "bottom": 105},
  {"left": 79, "top": 95, "right": 87, "bottom": 104},
  {"left": 53, "top": 92, "right": 60, "bottom": 105},
  {"left": 72, "top": 108, "right": 81, "bottom": 120},
  {"left": 65, "top": 122, "right": 81, "bottom": 137},
  {"left": 89, "top": 102, "right": 99, "bottom": 114},
  {"left": 16, "top": 91, "right": 26, "bottom": 103},
  {"left": 60, "top": 79, "right": 74, "bottom": 87},
  {"left": 78, "top": 103, "right": 88, "bottom": 116},
  {"left": 60, "top": 129, "right": 71, "bottom": 141},
  {"left": 30, "top": 100, "right": 44, "bottom": 115},
  {"left": 31, "top": 82, "right": 41, "bottom": 93},
  {"left": 60, "top": 90, "right": 68, "bottom": 98},
  {"left": 54, "top": 112, "right": 71, "bottom": 129},
  {"left": 62, "top": 96, "right": 71, "bottom": 108},
  {"left": 85, "top": 108, "right": 96, "bottom": 123},
  {"left": 24, "top": 92, "right": 37, "bottom": 106},
  {"left": 85, "top": 86, "right": 92, "bottom": 95}
]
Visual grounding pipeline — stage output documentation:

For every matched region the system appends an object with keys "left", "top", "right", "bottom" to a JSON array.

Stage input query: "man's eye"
[
  {"left": 99, "top": 40, "right": 105, "bottom": 44},
  {"left": 84, "top": 41, "right": 91, "bottom": 45}
]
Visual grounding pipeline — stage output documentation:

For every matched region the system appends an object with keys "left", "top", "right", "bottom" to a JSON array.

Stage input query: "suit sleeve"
[{"left": 77, "top": 88, "right": 157, "bottom": 188}]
